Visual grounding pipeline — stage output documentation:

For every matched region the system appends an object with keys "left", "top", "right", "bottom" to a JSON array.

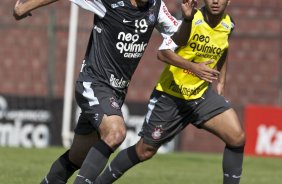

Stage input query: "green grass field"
[{"left": 0, "top": 147, "right": 281, "bottom": 184}]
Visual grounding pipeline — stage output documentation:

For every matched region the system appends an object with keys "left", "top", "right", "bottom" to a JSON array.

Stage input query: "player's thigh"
[
  {"left": 140, "top": 90, "right": 189, "bottom": 147},
  {"left": 69, "top": 131, "right": 99, "bottom": 166},
  {"left": 201, "top": 108, "right": 245, "bottom": 147},
  {"left": 75, "top": 81, "right": 126, "bottom": 147},
  {"left": 75, "top": 81, "right": 124, "bottom": 131}
]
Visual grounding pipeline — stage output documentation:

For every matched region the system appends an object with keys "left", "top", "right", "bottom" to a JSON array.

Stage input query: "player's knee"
[
  {"left": 99, "top": 116, "right": 127, "bottom": 148},
  {"left": 102, "top": 128, "right": 127, "bottom": 149},
  {"left": 112, "top": 130, "right": 127, "bottom": 145},
  {"left": 227, "top": 131, "right": 246, "bottom": 147}
]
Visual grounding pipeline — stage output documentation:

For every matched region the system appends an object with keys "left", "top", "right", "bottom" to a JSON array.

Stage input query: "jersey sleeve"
[
  {"left": 158, "top": 34, "right": 179, "bottom": 51},
  {"left": 70, "top": 0, "right": 106, "bottom": 18},
  {"left": 155, "top": 1, "right": 180, "bottom": 36},
  {"left": 229, "top": 15, "right": 235, "bottom": 38}
]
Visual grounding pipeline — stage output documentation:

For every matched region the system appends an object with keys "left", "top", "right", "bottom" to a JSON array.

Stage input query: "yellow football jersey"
[{"left": 156, "top": 8, "right": 234, "bottom": 100}]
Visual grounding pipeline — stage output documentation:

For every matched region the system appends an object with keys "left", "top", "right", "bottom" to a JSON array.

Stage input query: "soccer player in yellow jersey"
[{"left": 94, "top": 0, "right": 245, "bottom": 184}]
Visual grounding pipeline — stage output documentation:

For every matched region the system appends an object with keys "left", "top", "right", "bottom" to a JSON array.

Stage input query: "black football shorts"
[
  {"left": 74, "top": 81, "right": 124, "bottom": 135},
  {"left": 139, "top": 87, "right": 231, "bottom": 147}
]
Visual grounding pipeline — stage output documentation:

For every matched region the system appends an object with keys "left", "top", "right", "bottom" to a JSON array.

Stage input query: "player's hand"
[
  {"left": 190, "top": 60, "right": 220, "bottom": 83},
  {"left": 181, "top": 0, "right": 198, "bottom": 21},
  {"left": 13, "top": 0, "right": 32, "bottom": 21}
]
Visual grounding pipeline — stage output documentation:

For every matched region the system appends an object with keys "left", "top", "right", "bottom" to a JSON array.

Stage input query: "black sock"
[
  {"left": 74, "top": 140, "right": 113, "bottom": 184},
  {"left": 95, "top": 145, "right": 141, "bottom": 184},
  {"left": 223, "top": 146, "right": 244, "bottom": 184},
  {"left": 40, "top": 150, "right": 79, "bottom": 184}
]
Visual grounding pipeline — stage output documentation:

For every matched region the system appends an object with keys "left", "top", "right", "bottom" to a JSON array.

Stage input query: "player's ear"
[{"left": 227, "top": 0, "right": 231, "bottom": 6}]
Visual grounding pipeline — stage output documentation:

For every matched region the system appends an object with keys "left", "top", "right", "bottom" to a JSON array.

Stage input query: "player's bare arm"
[
  {"left": 216, "top": 49, "right": 228, "bottom": 95},
  {"left": 13, "top": 0, "right": 59, "bottom": 21},
  {"left": 157, "top": 49, "right": 220, "bottom": 83},
  {"left": 172, "top": 0, "right": 198, "bottom": 46}
]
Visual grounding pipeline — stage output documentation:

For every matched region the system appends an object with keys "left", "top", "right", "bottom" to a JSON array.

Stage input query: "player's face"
[
  {"left": 204, "top": 0, "right": 230, "bottom": 15},
  {"left": 135, "top": 0, "right": 149, "bottom": 6},
  {"left": 137, "top": 0, "right": 149, "bottom": 3}
]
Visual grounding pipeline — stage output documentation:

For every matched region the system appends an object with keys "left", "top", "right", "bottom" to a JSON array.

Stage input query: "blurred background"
[{"left": 0, "top": 0, "right": 282, "bottom": 158}]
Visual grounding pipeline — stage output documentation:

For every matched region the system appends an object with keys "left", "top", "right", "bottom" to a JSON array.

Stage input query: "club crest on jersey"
[
  {"left": 146, "top": 2, "right": 156, "bottom": 25},
  {"left": 195, "top": 19, "right": 203, "bottom": 26},
  {"left": 111, "top": 1, "right": 124, "bottom": 9},
  {"left": 147, "top": 13, "right": 156, "bottom": 25},
  {"left": 152, "top": 125, "right": 163, "bottom": 140},
  {"left": 109, "top": 97, "right": 120, "bottom": 110}
]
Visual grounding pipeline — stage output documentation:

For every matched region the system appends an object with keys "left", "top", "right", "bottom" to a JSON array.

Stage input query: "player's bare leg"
[
  {"left": 201, "top": 108, "right": 245, "bottom": 184},
  {"left": 73, "top": 115, "right": 127, "bottom": 184}
]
